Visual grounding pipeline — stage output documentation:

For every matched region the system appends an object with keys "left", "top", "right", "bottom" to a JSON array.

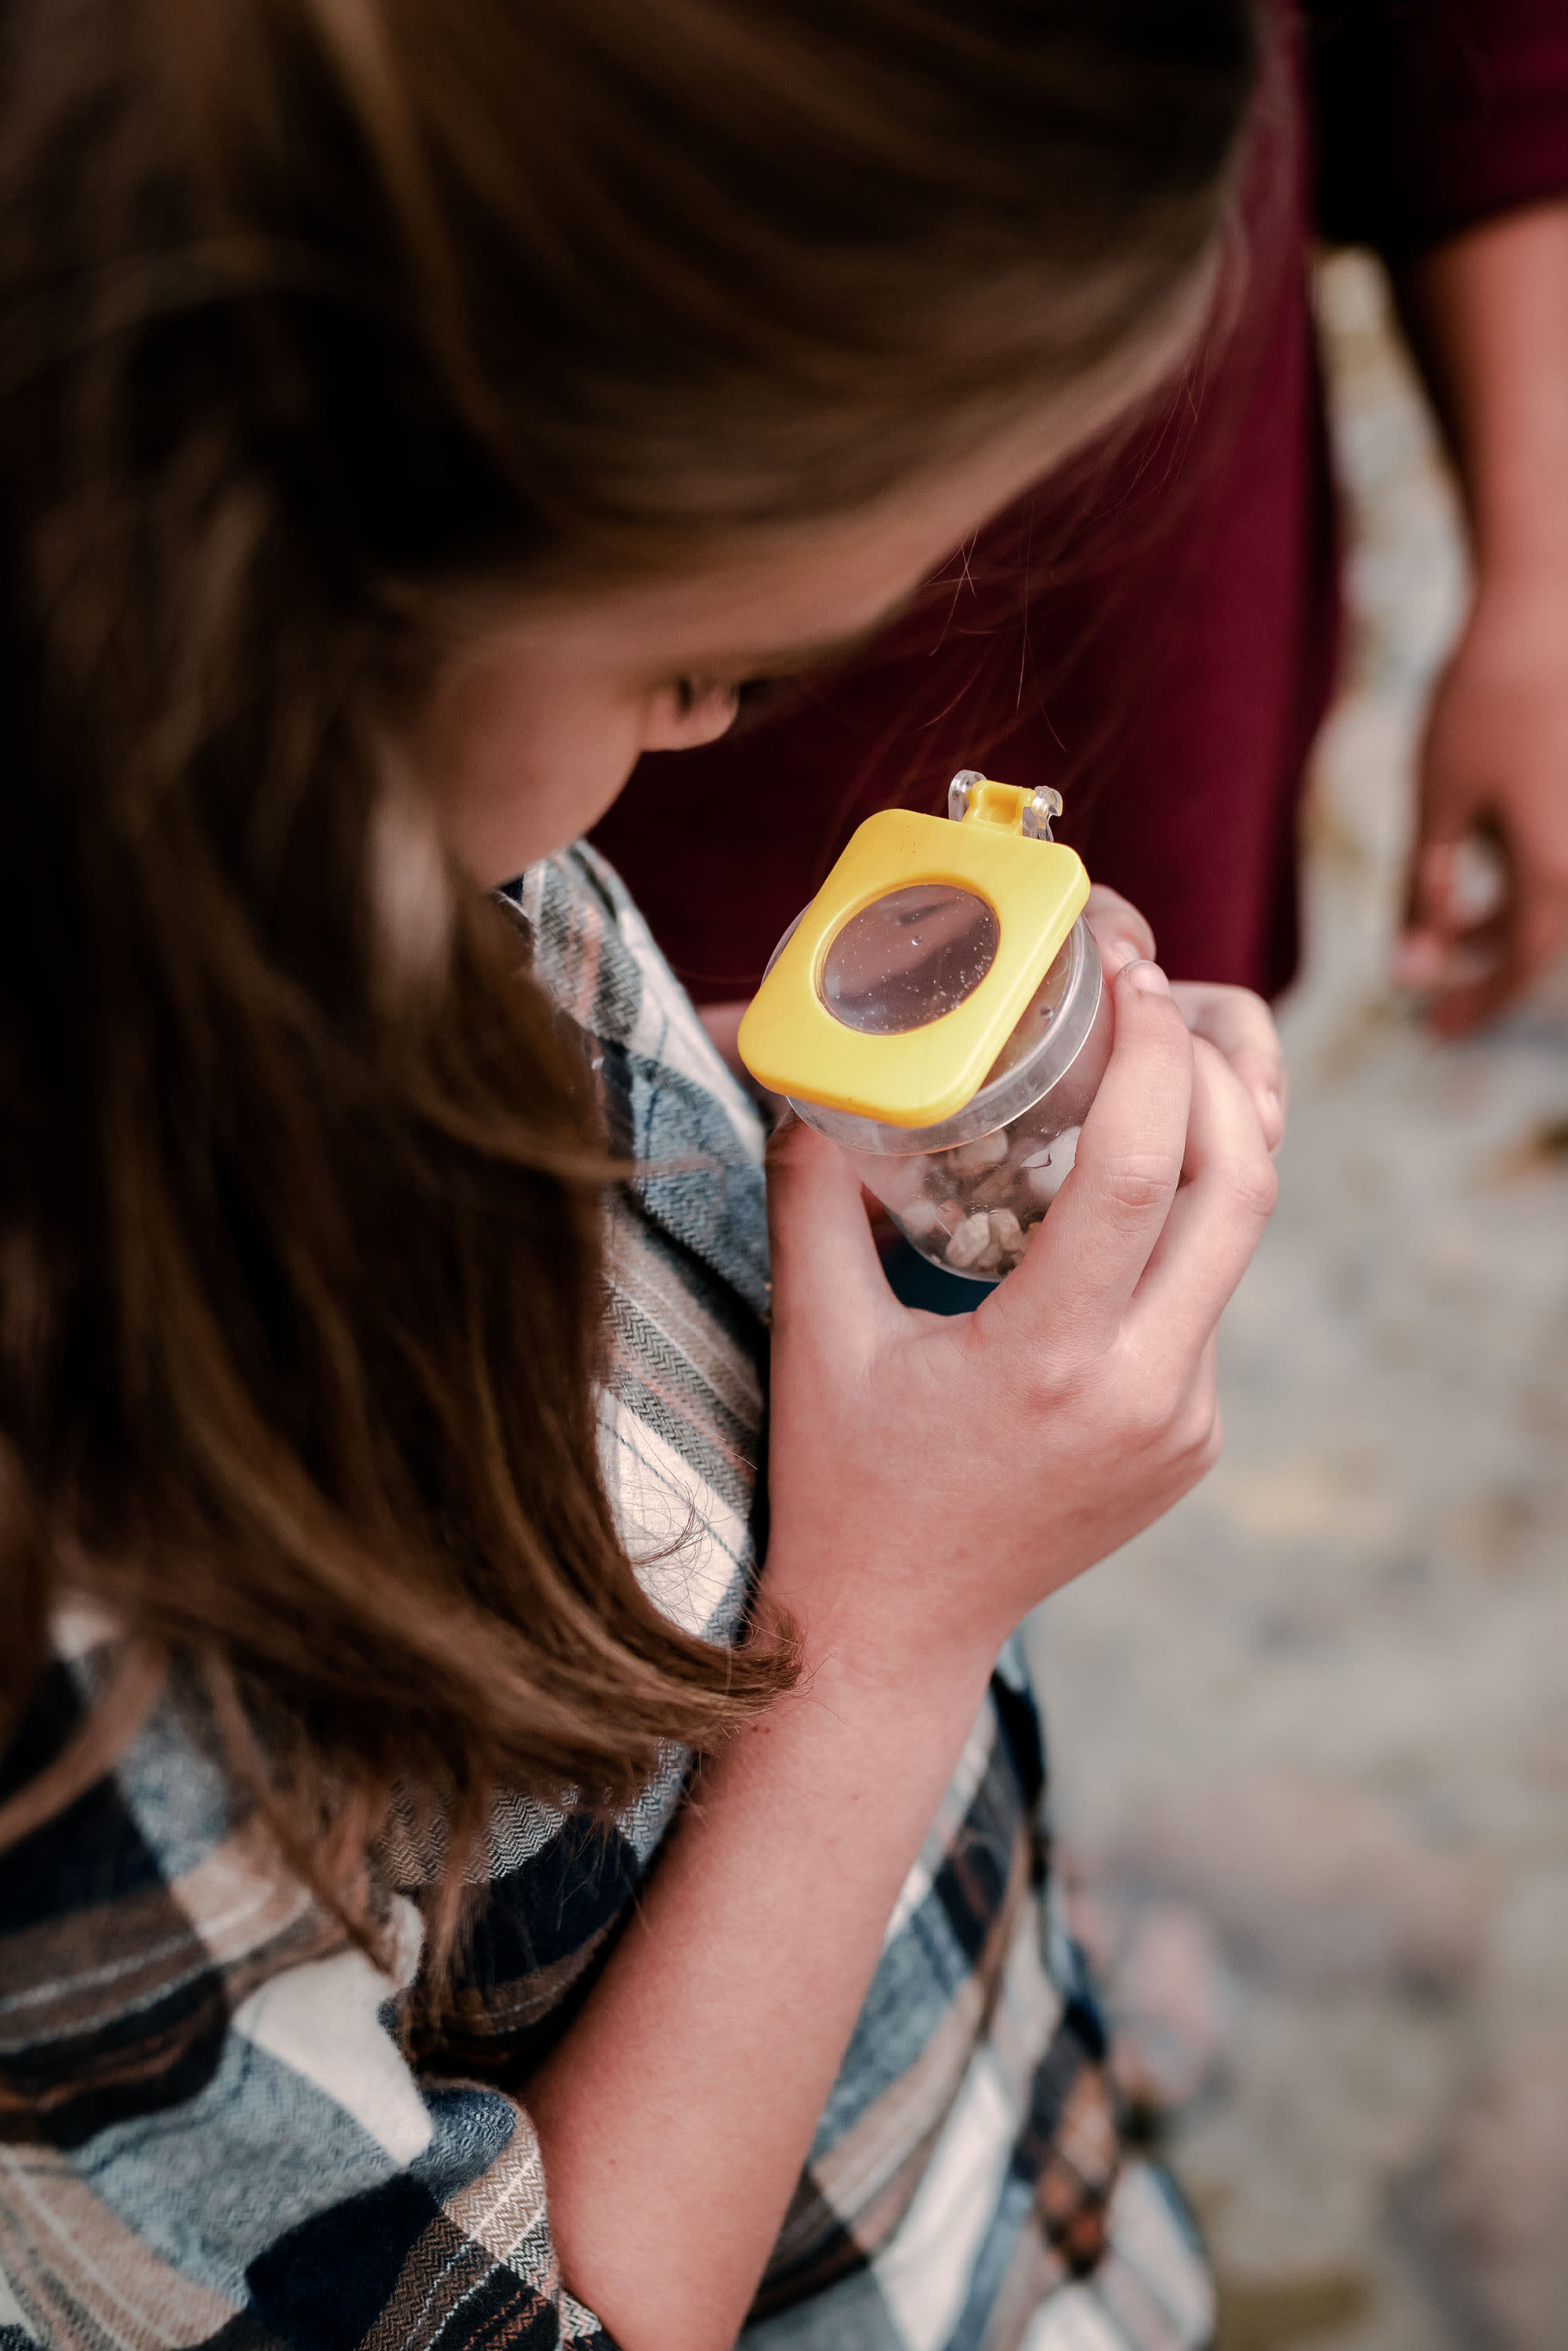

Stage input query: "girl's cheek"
[{"left": 429, "top": 703, "right": 649, "bottom": 886}]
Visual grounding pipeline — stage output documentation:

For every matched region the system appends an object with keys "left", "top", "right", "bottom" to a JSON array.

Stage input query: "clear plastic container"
[{"left": 783, "top": 907, "right": 1111, "bottom": 1281}]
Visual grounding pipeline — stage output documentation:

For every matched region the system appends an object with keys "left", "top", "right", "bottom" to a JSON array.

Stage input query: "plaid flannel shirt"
[{"left": 0, "top": 844, "right": 1213, "bottom": 2351}]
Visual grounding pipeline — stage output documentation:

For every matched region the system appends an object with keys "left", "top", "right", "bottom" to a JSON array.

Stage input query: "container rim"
[{"left": 787, "top": 916, "right": 1103, "bottom": 1157}]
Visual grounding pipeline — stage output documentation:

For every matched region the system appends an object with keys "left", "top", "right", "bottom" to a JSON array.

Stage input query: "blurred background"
[{"left": 1026, "top": 248, "right": 1568, "bottom": 2351}]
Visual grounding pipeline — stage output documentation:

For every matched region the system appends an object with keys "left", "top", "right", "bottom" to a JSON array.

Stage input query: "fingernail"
[
  {"left": 1123, "top": 958, "right": 1170, "bottom": 996},
  {"left": 1106, "top": 939, "right": 1139, "bottom": 974},
  {"left": 1391, "top": 936, "right": 1437, "bottom": 987}
]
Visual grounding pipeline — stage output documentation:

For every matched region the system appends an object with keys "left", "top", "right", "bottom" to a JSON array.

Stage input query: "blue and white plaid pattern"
[{"left": 0, "top": 844, "right": 1213, "bottom": 2350}]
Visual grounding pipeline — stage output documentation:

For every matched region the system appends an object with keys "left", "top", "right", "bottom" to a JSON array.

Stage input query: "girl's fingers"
[
  {"left": 998, "top": 962, "right": 1193, "bottom": 1341},
  {"left": 766, "top": 1114, "right": 900, "bottom": 1354},
  {"left": 1085, "top": 884, "right": 1156, "bottom": 976},
  {"left": 1131, "top": 1035, "right": 1277, "bottom": 1342},
  {"left": 1168, "top": 981, "right": 1287, "bottom": 1152}
]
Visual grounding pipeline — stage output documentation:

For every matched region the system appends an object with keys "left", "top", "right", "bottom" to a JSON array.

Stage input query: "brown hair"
[{"left": 0, "top": 0, "right": 1258, "bottom": 1913}]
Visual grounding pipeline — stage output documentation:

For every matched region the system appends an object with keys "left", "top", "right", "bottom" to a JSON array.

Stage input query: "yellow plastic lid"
[{"left": 737, "top": 774, "right": 1089, "bottom": 1128}]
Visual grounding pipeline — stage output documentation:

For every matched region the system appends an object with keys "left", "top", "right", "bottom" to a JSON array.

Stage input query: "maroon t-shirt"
[{"left": 595, "top": 2, "right": 1568, "bottom": 1002}]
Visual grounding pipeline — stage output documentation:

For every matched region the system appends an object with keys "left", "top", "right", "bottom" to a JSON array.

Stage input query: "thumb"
[
  {"left": 1403, "top": 713, "right": 1484, "bottom": 940},
  {"left": 1396, "top": 764, "right": 1476, "bottom": 987},
  {"left": 1403, "top": 839, "right": 1466, "bottom": 940},
  {"left": 765, "top": 1114, "right": 897, "bottom": 1349}
]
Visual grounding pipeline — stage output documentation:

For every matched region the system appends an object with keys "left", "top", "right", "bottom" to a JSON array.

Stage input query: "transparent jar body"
[{"left": 787, "top": 914, "right": 1111, "bottom": 1282}]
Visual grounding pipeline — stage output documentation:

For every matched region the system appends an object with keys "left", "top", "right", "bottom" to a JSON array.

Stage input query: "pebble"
[
  {"left": 948, "top": 1128, "right": 1011, "bottom": 1176},
  {"left": 945, "top": 1212, "right": 994, "bottom": 1269},
  {"left": 899, "top": 1197, "right": 943, "bottom": 1240},
  {"left": 988, "top": 1207, "right": 1023, "bottom": 1256},
  {"left": 881, "top": 1118, "right": 1084, "bottom": 1276},
  {"left": 1021, "top": 1126, "right": 1080, "bottom": 1204},
  {"left": 940, "top": 1204, "right": 1029, "bottom": 1277}
]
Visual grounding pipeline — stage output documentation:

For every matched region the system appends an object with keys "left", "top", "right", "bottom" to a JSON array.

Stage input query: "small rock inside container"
[
  {"left": 881, "top": 1113, "right": 1088, "bottom": 1278},
  {"left": 948, "top": 1128, "right": 1010, "bottom": 1176},
  {"left": 904, "top": 1194, "right": 962, "bottom": 1241},
  {"left": 1020, "top": 1127, "right": 1080, "bottom": 1205},
  {"left": 945, "top": 1212, "right": 994, "bottom": 1269},
  {"left": 943, "top": 1204, "right": 1030, "bottom": 1275},
  {"left": 989, "top": 1208, "right": 1023, "bottom": 1259},
  {"left": 900, "top": 1197, "right": 943, "bottom": 1240}
]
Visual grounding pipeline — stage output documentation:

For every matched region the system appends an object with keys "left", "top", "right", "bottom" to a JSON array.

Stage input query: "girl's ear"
[{"left": 641, "top": 679, "right": 741, "bottom": 754}]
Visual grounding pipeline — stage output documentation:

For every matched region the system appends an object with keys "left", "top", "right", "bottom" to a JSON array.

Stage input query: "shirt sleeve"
[
  {"left": 0, "top": 1666, "right": 621, "bottom": 2351},
  {"left": 0, "top": 1894, "right": 621, "bottom": 2350},
  {"left": 1310, "top": 0, "right": 1568, "bottom": 257}
]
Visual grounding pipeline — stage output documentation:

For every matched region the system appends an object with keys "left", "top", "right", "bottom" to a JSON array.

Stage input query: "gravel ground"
[{"left": 1025, "top": 252, "right": 1568, "bottom": 2351}]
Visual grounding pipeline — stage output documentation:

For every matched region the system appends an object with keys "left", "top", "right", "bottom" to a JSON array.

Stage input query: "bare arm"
[
  {"left": 1395, "top": 201, "right": 1568, "bottom": 1030},
  {"left": 524, "top": 952, "right": 1278, "bottom": 2349},
  {"left": 527, "top": 1590, "right": 994, "bottom": 2345}
]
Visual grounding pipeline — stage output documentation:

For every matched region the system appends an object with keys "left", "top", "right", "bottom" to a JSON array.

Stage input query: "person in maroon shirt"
[{"left": 596, "top": 0, "right": 1568, "bottom": 1040}]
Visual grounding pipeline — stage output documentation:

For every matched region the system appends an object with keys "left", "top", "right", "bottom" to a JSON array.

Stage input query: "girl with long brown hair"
[{"left": 0, "top": 2, "right": 1284, "bottom": 2344}]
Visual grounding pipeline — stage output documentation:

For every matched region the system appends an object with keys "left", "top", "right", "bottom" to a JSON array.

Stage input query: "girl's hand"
[
  {"left": 536, "top": 938, "right": 1280, "bottom": 2351},
  {"left": 762, "top": 957, "right": 1277, "bottom": 1690},
  {"left": 1168, "top": 980, "right": 1286, "bottom": 1153},
  {"left": 1085, "top": 881, "right": 1287, "bottom": 1151}
]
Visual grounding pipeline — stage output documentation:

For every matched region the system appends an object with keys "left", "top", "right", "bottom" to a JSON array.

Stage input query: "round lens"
[{"left": 820, "top": 883, "right": 1000, "bottom": 1034}]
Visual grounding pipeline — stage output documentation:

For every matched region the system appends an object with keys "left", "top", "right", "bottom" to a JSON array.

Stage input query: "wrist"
[
  {"left": 1468, "top": 546, "right": 1568, "bottom": 623},
  {"left": 758, "top": 1536, "right": 1003, "bottom": 1722},
  {"left": 1453, "top": 563, "right": 1568, "bottom": 679}
]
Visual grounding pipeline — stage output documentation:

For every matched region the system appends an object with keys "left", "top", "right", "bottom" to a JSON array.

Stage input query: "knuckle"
[
  {"left": 1244, "top": 1038, "right": 1286, "bottom": 1090},
  {"left": 1179, "top": 1396, "right": 1223, "bottom": 1471},
  {"left": 1088, "top": 1320, "right": 1225, "bottom": 1469},
  {"left": 1099, "top": 1150, "right": 1175, "bottom": 1218},
  {"left": 1103, "top": 1342, "right": 1183, "bottom": 1449},
  {"left": 1222, "top": 1147, "right": 1279, "bottom": 1224},
  {"left": 1107, "top": 1345, "right": 1220, "bottom": 1469},
  {"left": 1164, "top": 1422, "right": 1222, "bottom": 1507},
  {"left": 1233, "top": 984, "right": 1275, "bottom": 1027},
  {"left": 1017, "top": 1339, "right": 1090, "bottom": 1422},
  {"left": 1020, "top": 1317, "right": 1121, "bottom": 1420}
]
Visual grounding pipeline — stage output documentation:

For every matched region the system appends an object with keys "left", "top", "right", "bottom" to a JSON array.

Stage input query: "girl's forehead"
[{"left": 508, "top": 267, "right": 1217, "bottom": 676}]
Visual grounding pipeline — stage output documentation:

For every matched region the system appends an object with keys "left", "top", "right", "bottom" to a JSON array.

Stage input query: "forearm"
[
  {"left": 1393, "top": 201, "right": 1568, "bottom": 1023},
  {"left": 526, "top": 1610, "right": 996, "bottom": 2351},
  {"left": 1400, "top": 201, "right": 1568, "bottom": 597},
  {"left": 527, "top": 969, "right": 1277, "bottom": 2343}
]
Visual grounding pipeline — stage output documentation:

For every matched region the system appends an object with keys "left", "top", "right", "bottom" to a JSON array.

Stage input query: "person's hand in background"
[
  {"left": 1396, "top": 579, "right": 1568, "bottom": 1034},
  {"left": 1395, "top": 202, "right": 1568, "bottom": 1034}
]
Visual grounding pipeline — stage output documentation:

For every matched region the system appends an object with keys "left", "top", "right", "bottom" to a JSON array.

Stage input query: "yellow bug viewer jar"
[{"left": 738, "top": 770, "right": 1114, "bottom": 1282}]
